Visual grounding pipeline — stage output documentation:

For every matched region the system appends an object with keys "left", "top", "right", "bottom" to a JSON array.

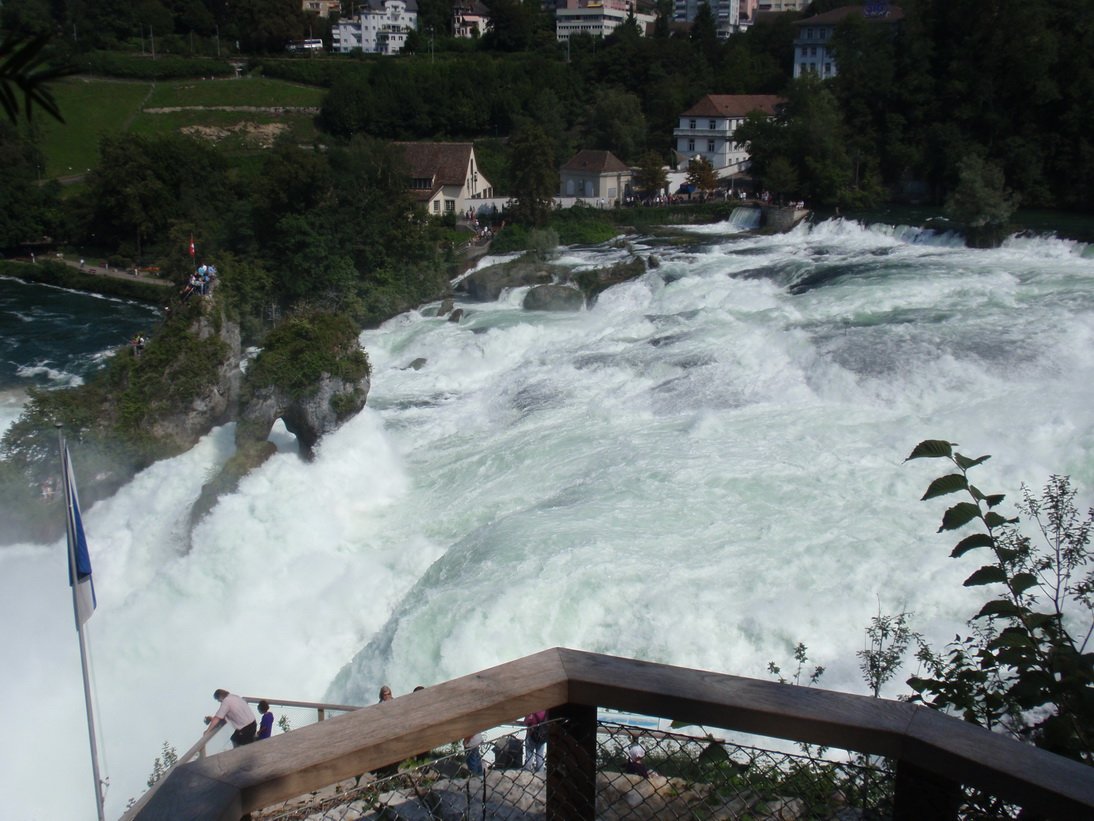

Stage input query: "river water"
[{"left": 1, "top": 216, "right": 1092, "bottom": 818}]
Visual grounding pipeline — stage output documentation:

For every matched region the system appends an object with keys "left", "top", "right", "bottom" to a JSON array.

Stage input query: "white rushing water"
[{"left": 1, "top": 217, "right": 1093, "bottom": 819}]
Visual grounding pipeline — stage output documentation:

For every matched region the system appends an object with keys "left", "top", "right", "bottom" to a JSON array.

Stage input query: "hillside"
[{"left": 33, "top": 74, "right": 325, "bottom": 179}]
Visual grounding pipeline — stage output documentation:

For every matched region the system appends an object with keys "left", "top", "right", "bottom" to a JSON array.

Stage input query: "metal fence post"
[
  {"left": 894, "top": 759, "right": 961, "bottom": 820},
  {"left": 546, "top": 703, "right": 596, "bottom": 821}
]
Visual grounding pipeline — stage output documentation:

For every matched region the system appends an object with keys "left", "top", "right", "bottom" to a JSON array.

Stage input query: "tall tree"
[{"left": 508, "top": 123, "right": 557, "bottom": 226}]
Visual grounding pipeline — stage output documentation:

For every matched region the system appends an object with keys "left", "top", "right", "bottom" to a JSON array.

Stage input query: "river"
[{"left": 1, "top": 215, "right": 1092, "bottom": 818}]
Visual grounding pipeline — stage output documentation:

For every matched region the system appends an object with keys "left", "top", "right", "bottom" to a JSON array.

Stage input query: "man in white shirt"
[{"left": 204, "top": 688, "right": 257, "bottom": 747}]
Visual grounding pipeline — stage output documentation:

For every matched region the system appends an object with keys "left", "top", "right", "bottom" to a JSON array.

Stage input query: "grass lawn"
[
  {"left": 143, "top": 76, "right": 325, "bottom": 109},
  {"left": 34, "top": 75, "right": 325, "bottom": 179},
  {"left": 34, "top": 78, "right": 152, "bottom": 177}
]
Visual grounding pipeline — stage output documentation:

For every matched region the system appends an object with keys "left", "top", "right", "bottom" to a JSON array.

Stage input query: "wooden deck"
[{"left": 129, "top": 647, "right": 1094, "bottom": 820}]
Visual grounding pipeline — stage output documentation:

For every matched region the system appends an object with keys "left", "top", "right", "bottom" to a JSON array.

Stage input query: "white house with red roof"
[
  {"left": 397, "top": 142, "right": 494, "bottom": 215},
  {"left": 672, "top": 94, "right": 783, "bottom": 178}
]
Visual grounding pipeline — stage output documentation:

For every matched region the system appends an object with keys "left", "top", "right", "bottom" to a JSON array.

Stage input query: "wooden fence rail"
[{"left": 131, "top": 647, "right": 1094, "bottom": 820}]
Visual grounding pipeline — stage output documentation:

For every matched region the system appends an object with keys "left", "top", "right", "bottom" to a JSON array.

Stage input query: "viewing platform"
[{"left": 125, "top": 648, "right": 1093, "bottom": 820}]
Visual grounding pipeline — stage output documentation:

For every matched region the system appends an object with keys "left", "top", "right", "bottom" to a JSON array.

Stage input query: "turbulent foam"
[{"left": 2, "top": 219, "right": 1093, "bottom": 818}]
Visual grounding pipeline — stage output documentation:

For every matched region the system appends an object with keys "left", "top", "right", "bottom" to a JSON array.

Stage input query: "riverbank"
[{"left": 0, "top": 259, "right": 172, "bottom": 304}]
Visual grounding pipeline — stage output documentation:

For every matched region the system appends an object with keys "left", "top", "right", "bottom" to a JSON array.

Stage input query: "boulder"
[
  {"left": 523, "top": 284, "right": 585, "bottom": 311},
  {"left": 574, "top": 256, "right": 647, "bottom": 305},
  {"left": 458, "top": 258, "right": 553, "bottom": 301}
]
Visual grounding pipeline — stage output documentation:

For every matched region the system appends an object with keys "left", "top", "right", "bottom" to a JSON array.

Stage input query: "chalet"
[
  {"left": 397, "top": 142, "right": 494, "bottom": 215},
  {"left": 672, "top": 94, "right": 782, "bottom": 178},
  {"left": 793, "top": 3, "right": 904, "bottom": 78},
  {"left": 559, "top": 150, "right": 632, "bottom": 204}
]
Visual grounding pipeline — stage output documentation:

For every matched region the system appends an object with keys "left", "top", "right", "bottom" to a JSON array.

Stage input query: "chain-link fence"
[{"left": 252, "top": 717, "right": 1021, "bottom": 820}]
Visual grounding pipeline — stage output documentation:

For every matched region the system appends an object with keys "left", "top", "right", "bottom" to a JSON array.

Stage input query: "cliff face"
[
  {"left": 0, "top": 296, "right": 371, "bottom": 547},
  {"left": 146, "top": 302, "right": 244, "bottom": 451}
]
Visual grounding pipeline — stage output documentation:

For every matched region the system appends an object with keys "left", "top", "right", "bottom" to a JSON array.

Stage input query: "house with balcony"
[
  {"left": 559, "top": 150, "right": 632, "bottom": 204},
  {"left": 793, "top": 3, "right": 903, "bottom": 78},
  {"left": 398, "top": 142, "right": 494, "bottom": 216},
  {"left": 672, "top": 94, "right": 782, "bottom": 179},
  {"left": 555, "top": 0, "right": 656, "bottom": 42},
  {"left": 333, "top": 0, "right": 419, "bottom": 55}
]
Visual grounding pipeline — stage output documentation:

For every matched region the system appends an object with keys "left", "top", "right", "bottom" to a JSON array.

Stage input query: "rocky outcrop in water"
[{"left": 523, "top": 284, "right": 585, "bottom": 311}]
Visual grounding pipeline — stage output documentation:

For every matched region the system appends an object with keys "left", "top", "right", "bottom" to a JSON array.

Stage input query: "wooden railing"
[
  {"left": 120, "top": 697, "right": 362, "bottom": 820},
  {"left": 130, "top": 647, "right": 1094, "bottom": 820}
]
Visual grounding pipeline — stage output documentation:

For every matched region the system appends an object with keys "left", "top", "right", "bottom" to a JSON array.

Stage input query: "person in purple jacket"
[{"left": 257, "top": 700, "right": 274, "bottom": 740}]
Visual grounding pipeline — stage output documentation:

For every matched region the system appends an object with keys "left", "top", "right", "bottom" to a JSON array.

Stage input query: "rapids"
[{"left": 1, "top": 216, "right": 1092, "bottom": 819}]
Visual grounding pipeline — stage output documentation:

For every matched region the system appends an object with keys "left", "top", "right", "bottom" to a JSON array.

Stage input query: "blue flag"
[{"left": 63, "top": 445, "right": 96, "bottom": 628}]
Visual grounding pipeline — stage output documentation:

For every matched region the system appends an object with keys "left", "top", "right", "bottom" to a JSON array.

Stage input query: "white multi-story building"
[
  {"left": 672, "top": 0, "right": 740, "bottom": 38},
  {"left": 333, "top": 0, "right": 419, "bottom": 55},
  {"left": 555, "top": 0, "right": 656, "bottom": 42},
  {"left": 673, "top": 94, "right": 782, "bottom": 177},
  {"left": 793, "top": 4, "right": 903, "bottom": 79}
]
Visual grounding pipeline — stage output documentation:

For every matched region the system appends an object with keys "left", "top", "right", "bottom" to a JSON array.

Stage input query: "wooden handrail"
[{"left": 131, "top": 647, "right": 1094, "bottom": 821}]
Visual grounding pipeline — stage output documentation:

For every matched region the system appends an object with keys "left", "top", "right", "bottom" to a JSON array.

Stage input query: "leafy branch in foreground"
[
  {"left": 905, "top": 439, "right": 1094, "bottom": 763},
  {"left": 0, "top": 32, "right": 70, "bottom": 124}
]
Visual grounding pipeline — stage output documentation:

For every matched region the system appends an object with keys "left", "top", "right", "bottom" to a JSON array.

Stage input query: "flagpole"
[{"left": 58, "top": 426, "right": 107, "bottom": 821}]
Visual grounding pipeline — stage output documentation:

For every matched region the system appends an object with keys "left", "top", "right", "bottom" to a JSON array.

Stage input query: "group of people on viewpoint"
[
  {"left": 180, "top": 263, "right": 217, "bottom": 302},
  {"left": 202, "top": 686, "right": 651, "bottom": 780},
  {"left": 203, "top": 689, "right": 273, "bottom": 748}
]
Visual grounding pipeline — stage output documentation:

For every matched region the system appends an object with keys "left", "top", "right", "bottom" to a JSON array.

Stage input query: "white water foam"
[{"left": 1, "top": 218, "right": 1092, "bottom": 819}]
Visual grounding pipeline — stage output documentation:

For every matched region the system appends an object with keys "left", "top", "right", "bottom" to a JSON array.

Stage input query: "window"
[
  {"left": 707, "top": 140, "right": 715, "bottom": 152},
  {"left": 709, "top": 119, "right": 716, "bottom": 129},
  {"left": 445, "top": 199, "right": 455, "bottom": 212},
  {"left": 825, "top": 63, "right": 832, "bottom": 75},
  {"left": 810, "top": 46, "right": 817, "bottom": 56},
  {"left": 689, "top": 119, "right": 696, "bottom": 129},
  {"left": 432, "top": 201, "right": 440, "bottom": 213},
  {"left": 688, "top": 139, "right": 695, "bottom": 152}
]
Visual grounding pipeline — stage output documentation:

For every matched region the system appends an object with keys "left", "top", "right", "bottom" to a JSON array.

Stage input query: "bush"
[
  {"left": 905, "top": 440, "right": 1094, "bottom": 764},
  {"left": 78, "top": 51, "right": 234, "bottom": 80}
]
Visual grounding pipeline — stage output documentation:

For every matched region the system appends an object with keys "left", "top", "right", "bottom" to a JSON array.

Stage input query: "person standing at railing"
[
  {"left": 463, "top": 732, "right": 484, "bottom": 776},
  {"left": 204, "top": 688, "right": 257, "bottom": 747},
  {"left": 523, "top": 710, "right": 547, "bottom": 772},
  {"left": 256, "top": 700, "right": 274, "bottom": 740}
]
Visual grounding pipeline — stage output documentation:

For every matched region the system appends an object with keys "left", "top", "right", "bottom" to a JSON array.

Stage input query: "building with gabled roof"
[
  {"left": 396, "top": 142, "right": 493, "bottom": 215},
  {"left": 559, "top": 150, "right": 633, "bottom": 204},
  {"left": 673, "top": 94, "right": 783, "bottom": 178}
]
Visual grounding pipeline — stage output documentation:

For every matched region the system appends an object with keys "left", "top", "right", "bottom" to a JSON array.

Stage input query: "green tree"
[
  {"left": 633, "top": 151, "right": 668, "bottom": 199},
  {"left": 583, "top": 87, "right": 646, "bottom": 163},
  {"left": 508, "top": 124, "right": 557, "bottom": 226},
  {"left": 686, "top": 155, "right": 717, "bottom": 198},
  {"left": 943, "top": 155, "right": 1019, "bottom": 247},
  {"left": 905, "top": 440, "right": 1094, "bottom": 764},
  {"left": 762, "top": 156, "right": 798, "bottom": 202}
]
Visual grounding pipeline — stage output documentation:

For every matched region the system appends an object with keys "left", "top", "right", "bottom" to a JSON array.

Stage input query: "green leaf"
[
  {"left": 964, "top": 565, "right": 1007, "bottom": 586},
  {"left": 940, "top": 502, "right": 982, "bottom": 532},
  {"left": 984, "top": 511, "right": 1017, "bottom": 528},
  {"left": 906, "top": 440, "right": 953, "bottom": 461},
  {"left": 953, "top": 452, "right": 990, "bottom": 470},
  {"left": 983, "top": 494, "right": 1005, "bottom": 509},
  {"left": 1010, "top": 572, "right": 1038, "bottom": 594},
  {"left": 698, "top": 743, "right": 730, "bottom": 766},
  {"left": 1025, "top": 613, "right": 1058, "bottom": 630},
  {"left": 921, "top": 473, "right": 967, "bottom": 501},
  {"left": 976, "top": 599, "right": 1020, "bottom": 618},
  {"left": 950, "top": 533, "right": 994, "bottom": 558}
]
